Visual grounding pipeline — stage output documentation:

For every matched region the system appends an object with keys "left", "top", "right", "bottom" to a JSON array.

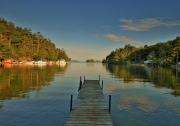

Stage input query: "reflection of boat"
[
  {"left": 34, "top": 64, "right": 46, "bottom": 69},
  {"left": 59, "top": 64, "right": 66, "bottom": 68},
  {"left": 4, "top": 64, "right": 12, "bottom": 68},
  {"left": 46, "top": 61, "right": 54, "bottom": 65},
  {"left": 34, "top": 60, "right": 46, "bottom": 65}
]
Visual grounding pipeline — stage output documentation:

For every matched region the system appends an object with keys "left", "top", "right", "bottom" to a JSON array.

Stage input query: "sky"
[{"left": 0, "top": 0, "right": 180, "bottom": 61}]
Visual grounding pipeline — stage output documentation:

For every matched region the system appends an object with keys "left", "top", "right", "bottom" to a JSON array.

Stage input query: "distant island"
[
  {"left": 71, "top": 60, "right": 81, "bottom": 62},
  {"left": 86, "top": 59, "right": 101, "bottom": 63},
  {"left": 95, "top": 60, "right": 101, "bottom": 62},
  {"left": 86, "top": 59, "right": 94, "bottom": 62}
]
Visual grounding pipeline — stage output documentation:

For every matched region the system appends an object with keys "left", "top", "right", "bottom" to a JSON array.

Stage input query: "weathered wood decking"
[{"left": 64, "top": 80, "right": 113, "bottom": 126}]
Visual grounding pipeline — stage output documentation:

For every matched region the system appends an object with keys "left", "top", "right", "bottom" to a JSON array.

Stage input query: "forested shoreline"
[
  {"left": 86, "top": 59, "right": 94, "bottom": 62},
  {"left": 0, "top": 18, "right": 70, "bottom": 62},
  {"left": 103, "top": 37, "right": 180, "bottom": 67}
]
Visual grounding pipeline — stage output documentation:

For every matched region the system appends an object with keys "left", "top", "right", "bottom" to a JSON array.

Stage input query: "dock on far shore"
[{"left": 64, "top": 78, "right": 113, "bottom": 126}]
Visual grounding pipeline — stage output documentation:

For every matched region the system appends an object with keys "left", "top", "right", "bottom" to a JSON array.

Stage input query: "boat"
[
  {"left": 26, "top": 61, "right": 34, "bottom": 65},
  {"left": 56, "top": 59, "right": 66, "bottom": 68},
  {"left": 34, "top": 60, "right": 46, "bottom": 65},
  {"left": 60, "top": 59, "right": 66, "bottom": 65},
  {"left": 4, "top": 59, "right": 11, "bottom": 64},
  {"left": 18, "top": 61, "right": 23, "bottom": 64},
  {"left": 56, "top": 59, "right": 66, "bottom": 65},
  {"left": 12, "top": 61, "right": 19, "bottom": 64}
]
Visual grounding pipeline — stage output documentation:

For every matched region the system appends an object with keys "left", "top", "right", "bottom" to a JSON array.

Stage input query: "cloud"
[
  {"left": 95, "top": 34, "right": 101, "bottom": 37},
  {"left": 120, "top": 18, "right": 180, "bottom": 31},
  {"left": 165, "top": 21, "right": 180, "bottom": 26},
  {"left": 120, "top": 19, "right": 133, "bottom": 24},
  {"left": 102, "top": 34, "right": 144, "bottom": 45}
]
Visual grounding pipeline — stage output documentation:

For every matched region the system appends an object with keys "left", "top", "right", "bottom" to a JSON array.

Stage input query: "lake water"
[{"left": 0, "top": 63, "right": 180, "bottom": 126}]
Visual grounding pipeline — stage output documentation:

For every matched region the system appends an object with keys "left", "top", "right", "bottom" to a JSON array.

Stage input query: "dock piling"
[
  {"left": 70, "top": 95, "right": 73, "bottom": 112},
  {"left": 109, "top": 95, "right": 111, "bottom": 113},
  {"left": 78, "top": 76, "right": 82, "bottom": 92},
  {"left": 102, "top": 80, "right": 103, "bottom": 90}
]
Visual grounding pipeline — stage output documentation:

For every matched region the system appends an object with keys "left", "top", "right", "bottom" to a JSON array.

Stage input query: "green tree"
[{"left": 0, "top": 18, "right": 70, "bottom": 61}]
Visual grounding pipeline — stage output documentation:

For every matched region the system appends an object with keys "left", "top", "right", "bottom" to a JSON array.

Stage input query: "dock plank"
[{"left": 64, "top": 80, "right": 113, "bottom": 126}]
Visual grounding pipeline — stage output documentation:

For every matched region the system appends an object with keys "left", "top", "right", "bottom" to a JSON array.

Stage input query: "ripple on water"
[{"left": 118, "top": 95, "right": 159, "bottom": 113}]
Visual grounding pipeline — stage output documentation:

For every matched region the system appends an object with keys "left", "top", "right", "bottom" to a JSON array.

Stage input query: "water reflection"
[
  {"left": 106, "top": 64, "right": 180, "bottom": 96},
  {"left": 0, "top": 64, "right": 68, "bottom": 100},
  {"left": 118, "top": 95, "right": 159, "bottom": 112},
  {"left": 59, "top": 64, "right": 66, "bottom": 68},
  {"left": 0, "top": 63, "right": 179, "bottom": 125},
  {"left": 86, "top": 63, "right": 94, "bottom": 67}
]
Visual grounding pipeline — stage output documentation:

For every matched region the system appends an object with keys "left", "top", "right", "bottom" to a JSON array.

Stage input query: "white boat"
[
  {"left": 34, "top": 60, "right": 46, "bottom": 65},
  {"left": 26, "top": 61, "right": 34, "bottom": 65},
  {"left": 56, "top": 59, "right": 66, "bottom": 65},
  {"left": 12, "top": 61, "right": 19, "bottom": 64},
  {"left": 60, "top": 59, "right": 66, "bottom": 65}
]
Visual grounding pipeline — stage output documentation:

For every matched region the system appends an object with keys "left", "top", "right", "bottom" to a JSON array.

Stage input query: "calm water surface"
[{"left": 0, "top": 63, "right": 180, "bottom": 126}]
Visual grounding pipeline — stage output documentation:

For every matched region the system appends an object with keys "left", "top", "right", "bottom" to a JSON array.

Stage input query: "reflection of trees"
[
  {"left": 107, "top": 65, "right": 147, "bottom": 83},
  {"left": 144, "top": 66, "right": 180, "bottom": 96},
  {"left": 118, "top": 96, "right": 159, "bottom": 112},
  {"left": 0, "top": 64, "right": 67, "bottom": 100},
  {"left": 86, "top": 63, "right": 94, "bottom": 67},
  {"left": 106, "top": 64, "right": 180, "bottom": 96},
  {"left": 102, "top": 63, "right": 107, "bottom": 69},
  {"left": 56, "top": 64, "right": 68, "bottom": 76}
]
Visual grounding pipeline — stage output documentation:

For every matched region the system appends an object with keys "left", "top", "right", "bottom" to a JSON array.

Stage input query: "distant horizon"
[{"left": 1, "top": 0, "right": 180, "bottom": 61}]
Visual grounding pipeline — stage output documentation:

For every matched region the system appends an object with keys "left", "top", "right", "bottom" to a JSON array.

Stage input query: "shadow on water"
[
  {"left": 106, "top": 64, "right": 180, "bottom": 96},
  {"left": 0, "top": 64, "right": 68, "bottom": 101}
]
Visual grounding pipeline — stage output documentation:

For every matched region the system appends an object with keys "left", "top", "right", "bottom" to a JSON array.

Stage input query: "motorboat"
[
  {"left": 60, "top": 59, "right": 66, "bottom": 65},
  {"left": 34, "top": 60, "right": 46, "bottom": 65}
]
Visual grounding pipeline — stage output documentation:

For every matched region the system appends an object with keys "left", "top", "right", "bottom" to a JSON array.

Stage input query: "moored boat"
[
  {"left": 56, "top": 59, "right": 66, "bottom": 65},
  {"left": 26, "top": 61, "right": 34, "bottom": 65},
  {"left": 34, "top": 60, "right": 46, "bottom": 65}
]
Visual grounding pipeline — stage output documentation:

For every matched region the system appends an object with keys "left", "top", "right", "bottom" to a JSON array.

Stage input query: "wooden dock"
[{"left": 64, "top": 80, "right": 113, "bottom": 126}]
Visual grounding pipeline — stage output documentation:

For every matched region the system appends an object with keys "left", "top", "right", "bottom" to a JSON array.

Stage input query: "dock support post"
[
  {"left": 84, "top": 76, "right": 85, "bottom": 82},
  {"left": 109, "top": 95, "right": 111, "bottom": 113},
  {"left": 102, "top": 80, "right": 103, "bottom": 90},
  {"left": 70, "top": 95, "right": 73, "bottom": 112},
  {"left": 79, "top": 76, "right": 82, "bottom": 92},
  {"left": 99, "top": 75, "right": 100, "bottom": 83}
]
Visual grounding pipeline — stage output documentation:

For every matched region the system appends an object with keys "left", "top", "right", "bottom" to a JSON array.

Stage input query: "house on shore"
[{"left": 144, "top": 60, "right": 158, "bottom": 66}]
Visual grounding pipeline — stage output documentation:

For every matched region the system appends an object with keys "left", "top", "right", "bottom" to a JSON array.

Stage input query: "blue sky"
[{"left": 0, "top": 0, "right": 180, "bottom": 61}]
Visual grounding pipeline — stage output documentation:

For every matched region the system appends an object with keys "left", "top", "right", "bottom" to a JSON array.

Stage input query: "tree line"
[
  {"left": 103, "top": 37, "right": 180, "bottom": 67},
  {"left": 86, "top": 59, "right": 94, "bottom": 62},
  {"left": 0, "top": 18, "right": 70, "bottom": 61}
]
